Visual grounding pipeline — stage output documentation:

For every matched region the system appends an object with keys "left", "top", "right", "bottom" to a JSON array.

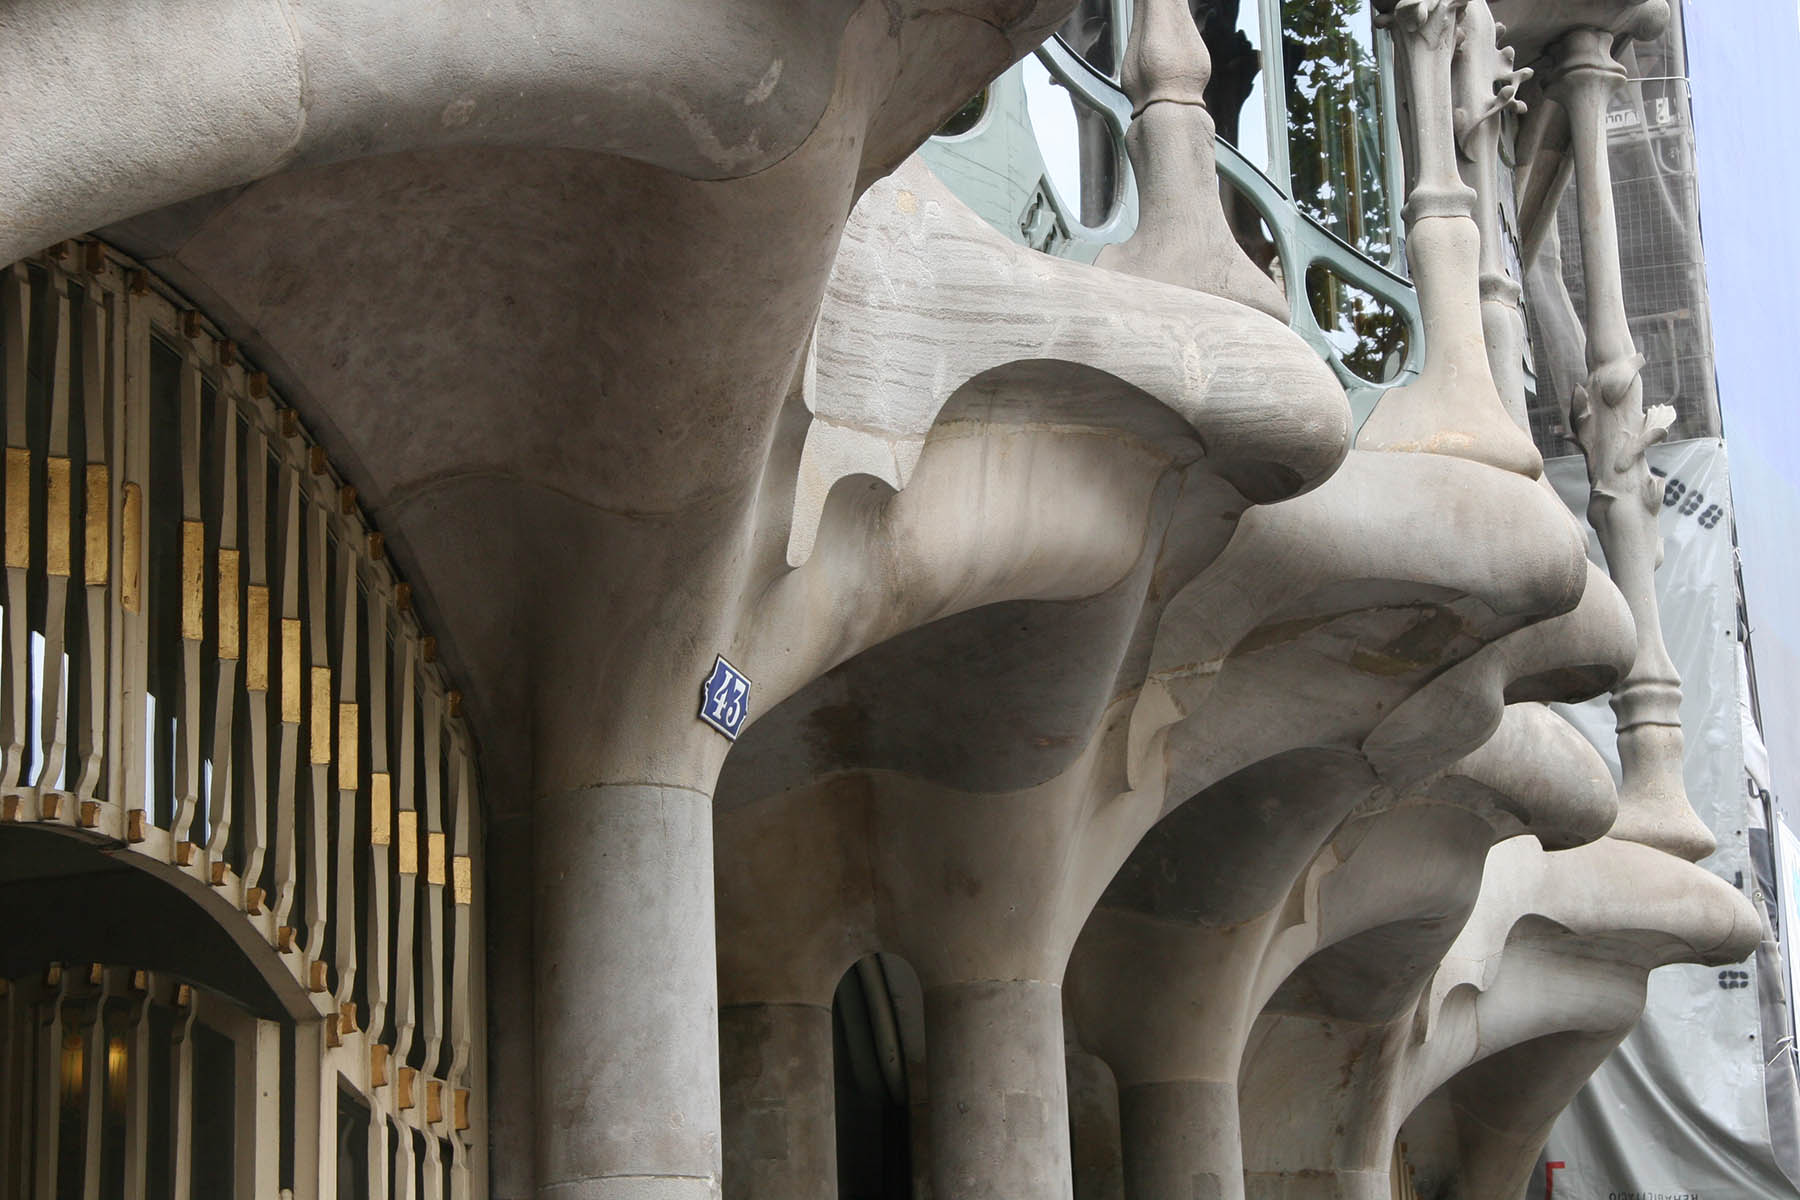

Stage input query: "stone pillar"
[
  {"left": 1357, "top": 0, "right": 1543, "bottom": 478},
  {"left": 1119, "top": 1080, "right": 1243, "bottom": 1200},
  {"left": 1542, "top": 20, "right": 1716, "bottom": 862},
  {"left": 535, "top": 783, "right": 721, "bottom": 1199},
  {"left": 924, "top": 979, "right": 1074, "bottom": 1200},
  {"left": 1095, "top": 0, "right": 1289, "bottom": 318},
  {"left": 720, "top": 1003, "right": 836, "bottom": 1200},
  {"left": 1243, "top": 1169, "right": 1388, "bottom": 1200},
  {"left": 1452, "top": 0, "right": 1533, "bottom": 429},
  {"left": 1066, "top": 1049, "right": 1124, "bottom": 1200}
]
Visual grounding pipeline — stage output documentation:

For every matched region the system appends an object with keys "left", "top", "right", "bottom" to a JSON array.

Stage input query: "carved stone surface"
[{"left": 0, "top": 1, "right": 1762, "bottom": 1197}]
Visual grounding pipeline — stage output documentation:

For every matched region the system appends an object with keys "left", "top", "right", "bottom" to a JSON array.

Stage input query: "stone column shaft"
[
  {"left": 536, "top": 783, "right": 722, "bottom": 1199},
  {"left": 1547, "top": 25, "right": 1713, "bottom": 861},
  {"left": 720, "top": 1003, "right": 836, "bottom": 1200},
  {"left": 1557, "top": 36, "right": 1637, "bottom": 363},
  {"left": 1454, "top": 0, "right": 1533, "bottom": 429},
  {"left": 925, "top": 980, "right": 1074, "bottom": 1200},
  {"left": 1243, "top": 1168, "right": 1388, "bottom": 1200},
  {"left": 1120, "top": 1079, "right": 1244, "bottom": 1200},
  {"left": 1067, "top": 1049, "right": 1125, "bottom": 1200},
  {"left": 1359, "top": 0, "right": 1542, "bottom": 477}
]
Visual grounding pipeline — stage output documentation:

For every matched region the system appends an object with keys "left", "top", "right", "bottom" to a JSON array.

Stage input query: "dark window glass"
[
  {"left": 337, "top": 1086, "right": 370, "bottom": 1200},
  {"left": 1059, "top": 0, "right": 1119, "bottom": 78},
  {"left": 1222, "top": 176, "right": 1286, "bottom": 292},
  {"left": 935, "top": 90, "right": 988, "bottom": 138},
  {"left": 192, "top": 1020, "right": 236, "bottom": 1197},
  {"left": 147, "top": 337, "right": 182, "bottom": 826}
]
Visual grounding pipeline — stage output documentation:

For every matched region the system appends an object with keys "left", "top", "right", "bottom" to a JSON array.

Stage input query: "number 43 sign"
[{"left": 699, "top": 655, "right": 752, "bottom": 741}]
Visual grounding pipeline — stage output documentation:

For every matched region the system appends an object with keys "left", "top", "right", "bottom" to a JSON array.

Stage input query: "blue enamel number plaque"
[{"left": 699, "top": 655, "right": 752, "bottom": 740}]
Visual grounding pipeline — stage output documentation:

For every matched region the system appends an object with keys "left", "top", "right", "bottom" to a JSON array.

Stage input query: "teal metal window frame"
[{"left": 1035, "top": 1, "right": 1423, "bottom": 421}]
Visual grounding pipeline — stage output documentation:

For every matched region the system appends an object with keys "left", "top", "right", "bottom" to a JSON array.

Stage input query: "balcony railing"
[
  {"left": 0, "top": 244, "right": 485, "bottom": 1199},
  {"left": 923, "top": 0, "right": 1423, "bottom": 421}
]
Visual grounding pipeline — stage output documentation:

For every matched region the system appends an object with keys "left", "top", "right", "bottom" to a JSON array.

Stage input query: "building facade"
[{"left": 0, "top": 0, "right": 1784, "bottom": 1198}]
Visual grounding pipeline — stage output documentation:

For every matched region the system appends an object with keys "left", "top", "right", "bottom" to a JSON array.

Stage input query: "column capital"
[
  {"left": 1538, "top": 25, "right": 1629, "bottom": 100},
  {"left": 1374, "top": 0, "right": 1469, "bottom": 50},
  {"left": 1492, "top": 0, "right": 1668, "bottom": 64}
]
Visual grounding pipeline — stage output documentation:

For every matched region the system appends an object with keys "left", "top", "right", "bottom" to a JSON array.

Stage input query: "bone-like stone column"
[
  {"left": 1361, "top": 0, "right": 1543, "bottom": 478},
  {"left": 1095, "top": 0, "right": 1288, "bottom": 318},
  {"left": 1241, "top": 834, "right": 1760, "bottom": 1200},
  {"left": 1541, "top": 17, "right": 1715, "bottom": 861},
  {"left": 924, "top": 979, "right": 1074, "bottom": 1200},
  {"left": 719, "top": 1003, "right": 836, "bottom": 1200},
  {"left": 1069, "top": 907, "right": 1284, "bottom": 1200},
  {"left": 1060, "top": 444, "right": 1604, "bottom": 1200},
  {"left": 1435, "top": 1031, "right": 1623, "bottom": 1200},
  {"left": 1452, "top": 0, "right": 1533, "bottom": 427}
]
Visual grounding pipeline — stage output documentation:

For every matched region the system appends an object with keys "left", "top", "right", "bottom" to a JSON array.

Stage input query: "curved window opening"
[
  {"left": 1058, "top": 0, "right": 1121, "bottom": 79},
  {"left": 934, "top": 89, "right": 989, "bottom": 139},
  {"left": 834, "top": 954, "right": 923, "bottom": 1200},
  {"left": 1222, "top": 176, "right": 1287, "bottom": 297},
  {"left": 1022, "top": 56, "right": 1123, "bottom": 232},
  {"left": 1282, "top": 0, "right": 1396, "bottom": 263},
  {"left": 1306, "top": 263, "right": 1409, "bottom": 384}
]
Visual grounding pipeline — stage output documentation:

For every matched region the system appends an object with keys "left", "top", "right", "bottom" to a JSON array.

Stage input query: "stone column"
[
  {"left": 535, "top": 782, "right": 722, "bottom": 1199},
  {"left": 1068, "top": 904, "right": 1288, "bottom": 1200},
  {"left": 1359, "top": 0, "right": 1543, "bottom": 478},
  {"left": 720, "top": 1003, "right": 837, "bottom": 1200},
  {"left": 1095, "top": 0, "right": 1289, "bottom": 317},
  {"left": 924, "top": 979, "right": 1074, "bottom": 1200},
  {"left": 1066, "top": 1048, "right": 1124, "bottom": 1200},
  {"left": 1543, "top": 19, "right": 1715, "bottom": 861},
  {"left": 1119, "top": 1079, "right": 1244, "bottom": 1200},
  {"left": 1243, "top": 1169, "right": 1389, "bottom": 1200},
  {"left": 1452, "top": 0, "right": 1533, "bottom": 428}
]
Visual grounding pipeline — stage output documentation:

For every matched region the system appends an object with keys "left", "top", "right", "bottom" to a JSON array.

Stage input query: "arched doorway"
[{"left": 833, "top": 954, "right": 923, "bottom": 1200}]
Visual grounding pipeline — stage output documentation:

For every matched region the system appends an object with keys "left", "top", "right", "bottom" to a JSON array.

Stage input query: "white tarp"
[
  {"left": 1530, "top": 440, "right": 1799, "bottom": 1200},
  {"left": 1781, "top": 821, "right": 1800, "bottom": 1071}
]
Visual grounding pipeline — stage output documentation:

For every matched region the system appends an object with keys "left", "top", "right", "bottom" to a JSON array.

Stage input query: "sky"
[{"left": 1682, "top": 1, "right": 1800, "bottom": 815}]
